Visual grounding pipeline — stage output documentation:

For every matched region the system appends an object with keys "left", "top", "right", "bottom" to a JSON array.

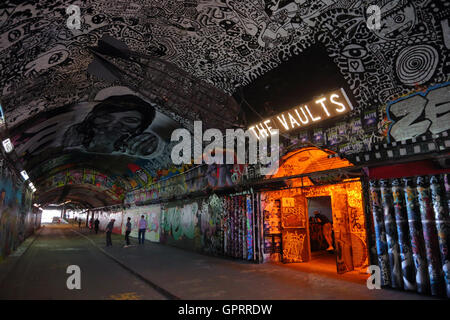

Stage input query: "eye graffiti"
[{"left": 342, "top": 43, "right": 369, "bottom": 73}]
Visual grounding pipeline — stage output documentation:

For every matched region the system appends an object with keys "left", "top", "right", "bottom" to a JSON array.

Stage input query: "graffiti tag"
[{"left": 387, "top": 83, "right": 450, "bottom": 141}]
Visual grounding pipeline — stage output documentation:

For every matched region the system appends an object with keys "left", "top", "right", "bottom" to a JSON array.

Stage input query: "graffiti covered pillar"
[
  {"left": 416, "top": 176, "right": 445, "bottom": 296},
  {"left": 392, "top": 179, "right": 416, "bottom": 291},
  {"left": 429, "top": 175, "right": 450, "bottom": 298},
  {"left": 403, "top": 178, "right": 430, "bottom": 294}
]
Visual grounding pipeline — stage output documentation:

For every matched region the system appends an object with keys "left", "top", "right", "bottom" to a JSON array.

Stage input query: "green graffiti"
[{"left": 162, "top": 202, "right": 198, "bottom": 241}]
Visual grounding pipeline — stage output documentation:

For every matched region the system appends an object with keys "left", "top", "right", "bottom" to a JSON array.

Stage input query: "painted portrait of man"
[{"left": 62, "top": 95, "right": 160, "bottom": 157}]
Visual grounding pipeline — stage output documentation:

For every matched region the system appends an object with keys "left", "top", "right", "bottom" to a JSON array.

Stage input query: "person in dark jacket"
[
  {"left": 94, "top": 218, "right": 100, "bottom": 234},
  {"left": 105, "top": 219, "right": 115, "bottom": 247},
  {"left": 124, "top": 217, "right": 132, "bottom": 248}
]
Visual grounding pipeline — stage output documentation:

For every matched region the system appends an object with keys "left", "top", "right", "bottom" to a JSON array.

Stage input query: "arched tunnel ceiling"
[
  {"left": 0, "top": 1, "right": 449, "bottom": 206},
  {"left": 38, "top": 184, "right": 123, "bottom": 208}
]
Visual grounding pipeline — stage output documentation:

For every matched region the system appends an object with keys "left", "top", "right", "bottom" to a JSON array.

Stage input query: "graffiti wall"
[
  {"left": 125, "top": 163, "right": 246, "bottom": 205},
  {"left": 160, "top": 193, "right": 263, "bottom": 261},
  {"left": 161, "top": 195, "right": 223, "bottom": 256},
  {"left": 369, "top": 174, "right": 450, "bottom": 298},
  {"left": 0, "top": 158, "right": 38, "bottom": 262},
  {"left": 387, "top": 82, "right": 450, "bottom": 142},
  {"left": 122, "top": 205, "right": 161, "bottom": 243},
  {"left": 39, "top": 168, "right": 125, "bottom": 202}
]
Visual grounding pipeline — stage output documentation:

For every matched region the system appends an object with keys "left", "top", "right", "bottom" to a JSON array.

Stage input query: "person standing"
[
  {"left": 124, "top": 217, "right": 132, "bottom": 248},
  {"left": 78, "top": 218, "right": 82, "bottom": 229},
  {"left": 106, "top": 218, "right": 115, "bottom": 247},
  {"left": 313, "top": 210, "right": 334, "bottom": 252},
  {"left": 94, "top": 218, "right": 100, "bottom": 234},
  {"left": 138, "top": 215, "right": 147, "bottom": 245}
]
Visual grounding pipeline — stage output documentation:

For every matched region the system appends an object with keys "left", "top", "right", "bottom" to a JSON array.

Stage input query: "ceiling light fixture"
[{"left": 2, "top": 138, "right": 13, "bottom": 153}]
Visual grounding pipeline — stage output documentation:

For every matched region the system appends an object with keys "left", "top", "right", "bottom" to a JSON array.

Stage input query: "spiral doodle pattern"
[{"left": 396, "top": 45, "right": 439, "bottom": 85}]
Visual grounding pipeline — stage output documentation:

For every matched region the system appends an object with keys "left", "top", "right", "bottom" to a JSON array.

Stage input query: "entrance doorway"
[
  {"left": 262, "top": 147, "right": 370, "bottom": 277},
  {"left": 308, "top": 196, "right": 336, "bottom": 267}
]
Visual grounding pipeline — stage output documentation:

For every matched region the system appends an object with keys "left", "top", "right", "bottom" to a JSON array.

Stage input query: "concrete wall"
[{"left": 160, "top": 196, "right": 223, "bottom": 256}]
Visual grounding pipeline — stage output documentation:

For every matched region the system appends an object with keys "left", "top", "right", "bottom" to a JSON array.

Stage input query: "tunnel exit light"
[
  {"left": 20, "top": 170, "right": 29, "bottom": 181},
  {"left": 2, "top": 138, "right": 13, "bottom": 153}
]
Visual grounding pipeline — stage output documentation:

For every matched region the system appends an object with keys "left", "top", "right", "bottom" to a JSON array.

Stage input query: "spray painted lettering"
[{"left": 387, "top": 82, "right": 450, "bottom": 142}]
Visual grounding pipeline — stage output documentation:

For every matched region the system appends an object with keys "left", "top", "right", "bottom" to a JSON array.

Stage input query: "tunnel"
[{"left": 0, "top": 0, "right": 449, "bottom": 304}]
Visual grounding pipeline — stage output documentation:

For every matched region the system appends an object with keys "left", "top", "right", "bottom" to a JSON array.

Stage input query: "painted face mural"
[
  {"left": 11, "top": 88, "right": 179, "bottom": 162},
  {"left": 62, "top": 94, "right": 159, "bottom": 156}
]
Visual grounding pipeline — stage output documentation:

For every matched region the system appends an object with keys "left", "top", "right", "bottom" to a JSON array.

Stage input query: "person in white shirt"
[{"left": 138, "top": 215, "right": 147, "bottom": 245}]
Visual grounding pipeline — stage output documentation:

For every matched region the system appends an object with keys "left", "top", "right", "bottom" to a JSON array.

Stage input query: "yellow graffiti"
[{"left": 109, "top": 292, "right": 142, "bottom": 300}]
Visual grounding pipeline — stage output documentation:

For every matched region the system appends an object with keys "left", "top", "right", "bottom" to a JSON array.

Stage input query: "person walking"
[
  {"left": 124, "top": 217, "right": 132, "bottom": 248},
  {"left": 106, "top": 218, "right": 115, "bottom": 247},
  {"left": 94, "top": 218, "right": 100, "bottom": 234},
  {"left": 78, "top": 218, "right": 82, "bottom": 229},
  {"left": 138, "top": 215, "right": 147, "bottom": 245}
]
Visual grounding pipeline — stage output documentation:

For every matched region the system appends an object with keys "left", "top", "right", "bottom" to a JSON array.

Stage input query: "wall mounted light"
[
  {"left": 28, "top": 181, "right": 36, "bottom": 192},
  {"left": 20, "top": 170, "right": 29, "bottom": 181},
  {"left": 2, "top": 138, "right": 13, "bottom": 153}
]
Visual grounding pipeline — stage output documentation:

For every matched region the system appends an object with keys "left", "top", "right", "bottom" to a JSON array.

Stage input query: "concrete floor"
[{"left": 0, "top": 224, "right": 440, "bottom": 300}]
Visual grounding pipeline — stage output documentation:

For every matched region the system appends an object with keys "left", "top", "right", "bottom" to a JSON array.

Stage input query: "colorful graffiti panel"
[{"left": 0, "top": 160, "right": 37, "bottom": 261}]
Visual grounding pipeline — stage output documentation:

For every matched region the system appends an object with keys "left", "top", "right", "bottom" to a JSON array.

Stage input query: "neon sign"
[{"left": 249, "top": 88, "right": 353, "bottom": 139}]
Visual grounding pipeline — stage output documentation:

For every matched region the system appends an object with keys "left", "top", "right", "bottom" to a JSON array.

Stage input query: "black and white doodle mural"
[
  {"left": 0, "top": 0, "right": 449, "bottom": 195},
  {"left": 1, "top": 1, "right": 448, "bottom": 114}
]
